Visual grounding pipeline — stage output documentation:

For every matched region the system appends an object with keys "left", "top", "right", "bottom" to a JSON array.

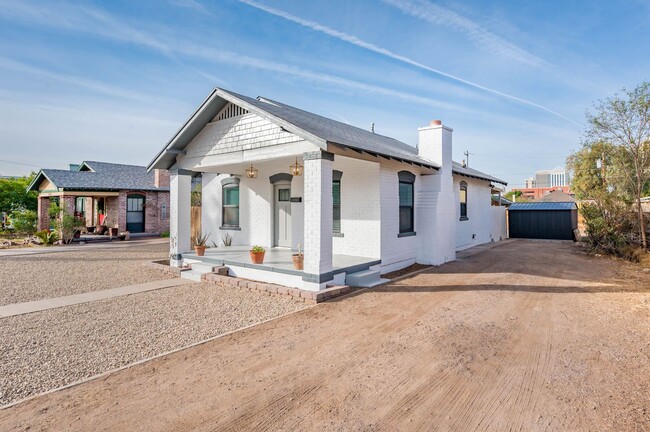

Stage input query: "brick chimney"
[
  {"left": 418, "top": 120, "right": 453, "bottom": 190},
  {"left": 154, "top": 169, "right": 170, "bottom": 188}
]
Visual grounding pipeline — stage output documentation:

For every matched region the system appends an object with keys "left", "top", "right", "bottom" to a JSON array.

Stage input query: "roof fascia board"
[
  {"left": 453, "top": 170, "right": 507, "bottom": 186},
  {"left": 147, "top": 88, "right": 221, "bottom": 172},
  {"left": 26, "top": 170, "right": 52, "bottom": 192}
]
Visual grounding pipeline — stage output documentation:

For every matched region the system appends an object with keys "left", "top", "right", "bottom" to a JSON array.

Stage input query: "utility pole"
[
  {"left": 601, "top": 151, "right": 606, "bottom": 186},
  {"left": 463, "top": 150, "right": 471, "bottom": 167}
]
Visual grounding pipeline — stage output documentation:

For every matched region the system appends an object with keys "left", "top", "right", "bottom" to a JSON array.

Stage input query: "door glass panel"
[{"left": 278, "top": 189, "right": 290, "bottom": 201}]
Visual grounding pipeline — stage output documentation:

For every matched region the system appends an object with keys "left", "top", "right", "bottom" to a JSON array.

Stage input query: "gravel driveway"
[
  {"left": 0, "top": 243, "right": 174, "bottom": 306},
  {"left": 0, "top": 281, "right": 307, "bottom": 406}
]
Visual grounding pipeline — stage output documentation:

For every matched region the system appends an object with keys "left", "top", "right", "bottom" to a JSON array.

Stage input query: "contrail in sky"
[{"left": 236, "top": 0, "right": 580, "bottom": 126}]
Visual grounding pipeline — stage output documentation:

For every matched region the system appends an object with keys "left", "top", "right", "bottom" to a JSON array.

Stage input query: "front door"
[
  {"left": 274, "top": 185, "right": 291, "bottom": 247},
  {"left": 126, "top": 194, "right": 145, "bottom": 233}
]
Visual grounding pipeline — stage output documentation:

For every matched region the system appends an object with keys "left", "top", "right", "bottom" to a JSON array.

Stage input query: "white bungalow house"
[{"left": 147, "top": 88, "right": 507, "bottom": 291}]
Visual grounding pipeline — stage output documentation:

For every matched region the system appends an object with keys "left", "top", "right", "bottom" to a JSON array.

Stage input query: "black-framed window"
[
  {"left": 398, "top": 171, "right": 415, "bottom": 234},
  {"left": 222, "top": 177, "right": 240, "bottom": 228},
  {"left": 333, "top": 170, "right": 342, "bottom": 234},
  {"left": 460, "top": 181, "right": 468, "bottom": 220},
  {"left": 75, "top": 197, "right": 85, "bottom": 216}
]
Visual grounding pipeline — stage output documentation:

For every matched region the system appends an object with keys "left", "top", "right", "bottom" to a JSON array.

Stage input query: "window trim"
[
  {"left": 333, "top": 170, "right": 342, "bottom": 234},
  {"left": 398, "top": 171, "right": 415, "bottom": 236},
  {"left": 221, "top": 178, "right": 240, "bottom": 229},
  {"left": 460, "top": 181, "right": 468, "bottom": 221}
]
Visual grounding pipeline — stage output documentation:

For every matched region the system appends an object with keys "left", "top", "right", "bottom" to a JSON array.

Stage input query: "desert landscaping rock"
[
  {"left": 0, "top": 281, "right": 307, "bottom": 406},
  {"left": 0, "top": 243, "right": 175, "bottom": 306}
]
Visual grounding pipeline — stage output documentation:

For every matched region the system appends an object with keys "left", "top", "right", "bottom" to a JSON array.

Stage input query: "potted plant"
[
  {"left": 292, "top": 243, "right": 304, "bottom": 270},
  {"left": 194, "top": 232, "right": 210, "bottom": 256},
  {"left": 250, "top": 245, "right": 265, "bottom": 264}
]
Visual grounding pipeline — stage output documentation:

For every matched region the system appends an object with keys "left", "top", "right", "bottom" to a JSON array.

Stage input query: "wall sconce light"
[
  {"left": 290, "top": 157, "right": 303, "bottom": 176},
  {"left": 245, "top": 163, "right": 258, "bottom": 179}
]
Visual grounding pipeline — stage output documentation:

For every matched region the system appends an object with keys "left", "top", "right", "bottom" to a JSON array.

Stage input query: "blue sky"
[{"left": 0, "top": 0, "right": 648, "bottom": 187}]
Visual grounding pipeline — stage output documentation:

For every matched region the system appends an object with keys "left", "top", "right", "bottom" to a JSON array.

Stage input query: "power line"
[{"left": 0, "top": 159, "right": 41, "bottom": 168}]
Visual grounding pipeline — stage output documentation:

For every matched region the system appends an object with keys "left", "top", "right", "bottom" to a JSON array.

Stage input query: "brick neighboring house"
[{"left": 28, "top": 161, "right": 170, "bottom": 235}]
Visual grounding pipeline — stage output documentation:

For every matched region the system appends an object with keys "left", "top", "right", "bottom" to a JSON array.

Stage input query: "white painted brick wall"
[
  {"left": 170, "top": 172, "right": 192, "bottom": 263},
  {"left": 379, "top": 166, "right": 421, "bottom": 272},
  {"left": 332, "top": 156, "right": 380, "bottom": 258},
  {"left": 303, "top": 156, "right": 333, "bottom": 277},
  {"left": 453, "top": 175, "right": 504, "bottom": 251}
]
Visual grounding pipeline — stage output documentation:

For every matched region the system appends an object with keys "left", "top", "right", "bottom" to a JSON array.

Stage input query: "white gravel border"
[{"left": 0, "top": 303, "right": 313, "bottom": 411}]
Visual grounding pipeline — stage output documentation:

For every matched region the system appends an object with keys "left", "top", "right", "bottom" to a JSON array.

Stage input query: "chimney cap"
[{"left": 430, "top": 120, "right": 442, "bottom": 126}]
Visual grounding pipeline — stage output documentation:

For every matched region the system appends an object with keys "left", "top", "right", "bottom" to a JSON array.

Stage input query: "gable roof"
[
  {"left": 147, "top": 87, "right": 506, "bottom": 185},
  {"left": 28, "top": 161, "right": 167, "bottom": 192},
  {"left": 538, "top": 190, "right": 575, "bottom": 203}
]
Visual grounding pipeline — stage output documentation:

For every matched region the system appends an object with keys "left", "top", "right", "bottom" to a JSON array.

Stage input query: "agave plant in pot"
[
  {"left": 193, "top": 232, "right": 211, "bottom": 256},
  {"left": 249, "top": 245, "right": 265, "bottom": 264},
  {"left": 292, "top": 243, "right": 304, "bottom": 270}
]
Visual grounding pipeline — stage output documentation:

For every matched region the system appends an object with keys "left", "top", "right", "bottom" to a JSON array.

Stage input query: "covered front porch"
[
  {"left": 182, "top": 246, "right": 380, "bottom": 289},
  {"left": 169, "top": 150, "right": 383, "bottom": 291}
]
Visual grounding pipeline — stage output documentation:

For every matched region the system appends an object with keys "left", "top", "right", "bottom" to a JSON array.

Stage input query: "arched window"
[
  {"left": 398, "top": 171, "right": 416, "bottom": 236},
  {"left": 460, "top": 181, "right": 468, "bottom": 221}
]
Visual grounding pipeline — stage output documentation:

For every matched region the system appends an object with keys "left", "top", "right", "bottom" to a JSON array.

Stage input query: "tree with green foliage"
[
  {"left": 10, "top": 209, "right": 38, "bottom": 235},
  {"left": 0, "top": 174, "right": 38, "bottom": 215},
  {"left": 585, "top": 82, "right": 650, "bottom": 249}
]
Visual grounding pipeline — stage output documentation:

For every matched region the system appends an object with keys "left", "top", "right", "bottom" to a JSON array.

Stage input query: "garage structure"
[{"left": 508, "top": 202, "right": 578, "bottom": 240}]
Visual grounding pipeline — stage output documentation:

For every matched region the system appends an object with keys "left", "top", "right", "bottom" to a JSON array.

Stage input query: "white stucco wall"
[
  {"left": 331, "top": 156, "right": 381, "bottom": 259},
  {"left": 453, "top": 175, "right": 502, "bottom": 251}
]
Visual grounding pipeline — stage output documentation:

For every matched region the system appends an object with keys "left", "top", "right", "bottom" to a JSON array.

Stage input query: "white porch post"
[
  {"left": 170, "top": 169, "right": 192, "bottom": 267},
  {"left": 302, "top": 151, "right": 334, "bottom": 291}
]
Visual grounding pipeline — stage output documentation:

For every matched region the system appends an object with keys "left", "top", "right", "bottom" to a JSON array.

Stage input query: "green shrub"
[
  {"left": 35, "top": 229, "right": 59, "bottom": 245},
  {"left": 160, "top": 230, "right": 170, "bottom": 238},
  {"left": 250, "top": 245, "right": 265, "bottom": 253},
  {"left": 11, "top": 210, "right": 38, "bottom": 235}
]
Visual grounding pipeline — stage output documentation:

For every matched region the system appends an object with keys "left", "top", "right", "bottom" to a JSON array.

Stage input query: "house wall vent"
[{"left": 214, "top": 102, "right": 249, "bottom": 121}]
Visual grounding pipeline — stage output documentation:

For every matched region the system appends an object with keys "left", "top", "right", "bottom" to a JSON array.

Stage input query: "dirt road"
[{"left": 1, "top": 240, "right": 649, "bottom": 431}]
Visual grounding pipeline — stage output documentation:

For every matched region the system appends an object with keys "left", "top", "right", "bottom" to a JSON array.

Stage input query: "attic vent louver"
[{"left": 214, "top": 102, "right": 249, "bottom": 121}]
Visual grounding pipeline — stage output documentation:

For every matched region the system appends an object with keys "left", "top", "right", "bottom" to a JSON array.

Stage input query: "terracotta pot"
[
  {"left": 292, "top": 254, "right": 304, "bottom": 270},
  {"left": 194, "top": 245, "right": 206, "bottom": 256},
  {"left": 250, "top": 251, "right": 265, "bottom": 264}
]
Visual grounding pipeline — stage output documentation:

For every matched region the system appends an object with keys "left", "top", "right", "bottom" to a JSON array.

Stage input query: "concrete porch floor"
[{"left": 182, "top": 246, "right": 380, "bottom": 277}]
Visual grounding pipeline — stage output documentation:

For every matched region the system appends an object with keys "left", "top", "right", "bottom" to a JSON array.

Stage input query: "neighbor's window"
[
  {"left": 460, "top": 181, "right": 468, "bottom": 220},
  {"left": 333, "top": 170, "right": 342, "bottom": 234},
  {"left": 161, "top": 202, "right": 167, "bottom": 220},
  {"left": 222, "top": 184, "right": 240, "bottom": 228},
  {"left": 398, "top": 171, "right": 415, "bottom": 235},
  {"left": 75, "top": 197, "right": 85, "bottom": 216}
]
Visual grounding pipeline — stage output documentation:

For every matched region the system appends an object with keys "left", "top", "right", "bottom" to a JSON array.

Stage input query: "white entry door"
[{"left": 274, "top": 184, "right": 292, "bottom": 247}]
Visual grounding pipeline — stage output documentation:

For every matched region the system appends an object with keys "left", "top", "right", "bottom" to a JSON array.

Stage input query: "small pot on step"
[
  {"left": 250, "top": 245, "right": 265, "bottom": 264},
  {"left": 194, "top": 245, "right": 206, "bottom": 256},
  {"left": 292, "top": 254, "right": 304, "bottom": 270}
]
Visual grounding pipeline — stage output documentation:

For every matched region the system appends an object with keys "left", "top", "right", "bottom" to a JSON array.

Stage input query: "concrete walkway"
[
  {"left": 0, "top": 278, "right": 191, "bottom": 318},
  {"left": 0, "top": 237, "right": 168, "bottom": 258}
]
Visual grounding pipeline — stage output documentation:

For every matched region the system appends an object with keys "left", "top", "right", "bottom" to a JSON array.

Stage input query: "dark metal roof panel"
[{"left": 509, "top": 202, "right": 577, "bottom": 211}]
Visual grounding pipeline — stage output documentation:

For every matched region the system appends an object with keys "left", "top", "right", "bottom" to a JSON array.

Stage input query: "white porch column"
[
  {"left": 302, "top": 150, "right": 334, "bottom": 291},
  {"left": 170, "top": 169, "right": 192, "bottom": 267}
]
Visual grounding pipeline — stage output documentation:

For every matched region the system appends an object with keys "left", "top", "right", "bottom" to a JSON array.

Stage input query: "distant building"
[
  {"left": 513, "top": 167, "right": 572, "bottom": 200},
  {"left": 534, "top": 168, "right": 570, "bottom": 188}
]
